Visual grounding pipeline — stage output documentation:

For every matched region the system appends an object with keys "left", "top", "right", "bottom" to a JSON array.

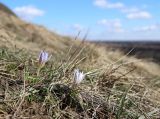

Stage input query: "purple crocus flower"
[{"left": 39, "top": 51, "right": 49, "bottom": 64}]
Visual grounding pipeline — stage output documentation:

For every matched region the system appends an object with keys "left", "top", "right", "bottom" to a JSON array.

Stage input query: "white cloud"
[
  {"left": 134, "top": 24, "right": 160, "bottom": 32},
  {"left": 120, "top": 6, "right": 152, "bottom": 19},
  {"left": 14, "top": 5, "right": 44, "bottom": 20},
  {"left": 94, "top": 1, "right": 152, "bottom": 20},
  {"left": 98, "top": 19, "right": 121, "bottom": 28},
  {"left": 114, "top": 28, "right": 125, "bottom": 33},
  {"left": 58, "top": 23, "right": 88, "bottom": 38},
  {"left": 94, "top": 0, "right": 124, "bottom": 9},
  {"left": 98, "top": 19, "right": 124, "bottom": 33},
  {"left": 106, "top": 2, "right": 124, "bottom": 9},
  {"left": 121, "top": 7, "right": 139, "bottom": 13},
  {"left": 127, "top": 11, "right": 152, "bottom": 19},
  {"left": 72, "top": 24, "right": 84, "bottom": 31},
  {"left": 94, "top": 0, "right": 107, "bottom": 8}
]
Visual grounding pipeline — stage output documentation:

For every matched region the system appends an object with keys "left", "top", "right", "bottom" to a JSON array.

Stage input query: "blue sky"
[{"left": 1, "top": 0, "right": 160, "bottom": 41}]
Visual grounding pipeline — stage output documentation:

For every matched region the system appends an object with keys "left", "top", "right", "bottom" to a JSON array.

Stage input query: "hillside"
[
  {"left": 0, "top": 3, "right": 81, "bottom": 54},
  {"left": 0, "top": 3, "right": 160, "bottom": 119}
]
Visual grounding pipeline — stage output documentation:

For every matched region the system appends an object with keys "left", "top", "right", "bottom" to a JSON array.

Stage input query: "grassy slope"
[{"left": 0, "top": 5, "right": 160, "bottom": 119}]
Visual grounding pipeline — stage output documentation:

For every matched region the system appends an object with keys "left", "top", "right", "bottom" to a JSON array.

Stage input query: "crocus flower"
[
  {"left": 38, "top": 50, "right": 49, "bottom": 64},
  {"left": 74, "top": 69, "right": 85, "bottom": 84}
]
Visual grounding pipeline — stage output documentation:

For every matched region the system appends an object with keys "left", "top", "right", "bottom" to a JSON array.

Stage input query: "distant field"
[{"left": 94, "top": 41, "right": 160, "bottom": 63}]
